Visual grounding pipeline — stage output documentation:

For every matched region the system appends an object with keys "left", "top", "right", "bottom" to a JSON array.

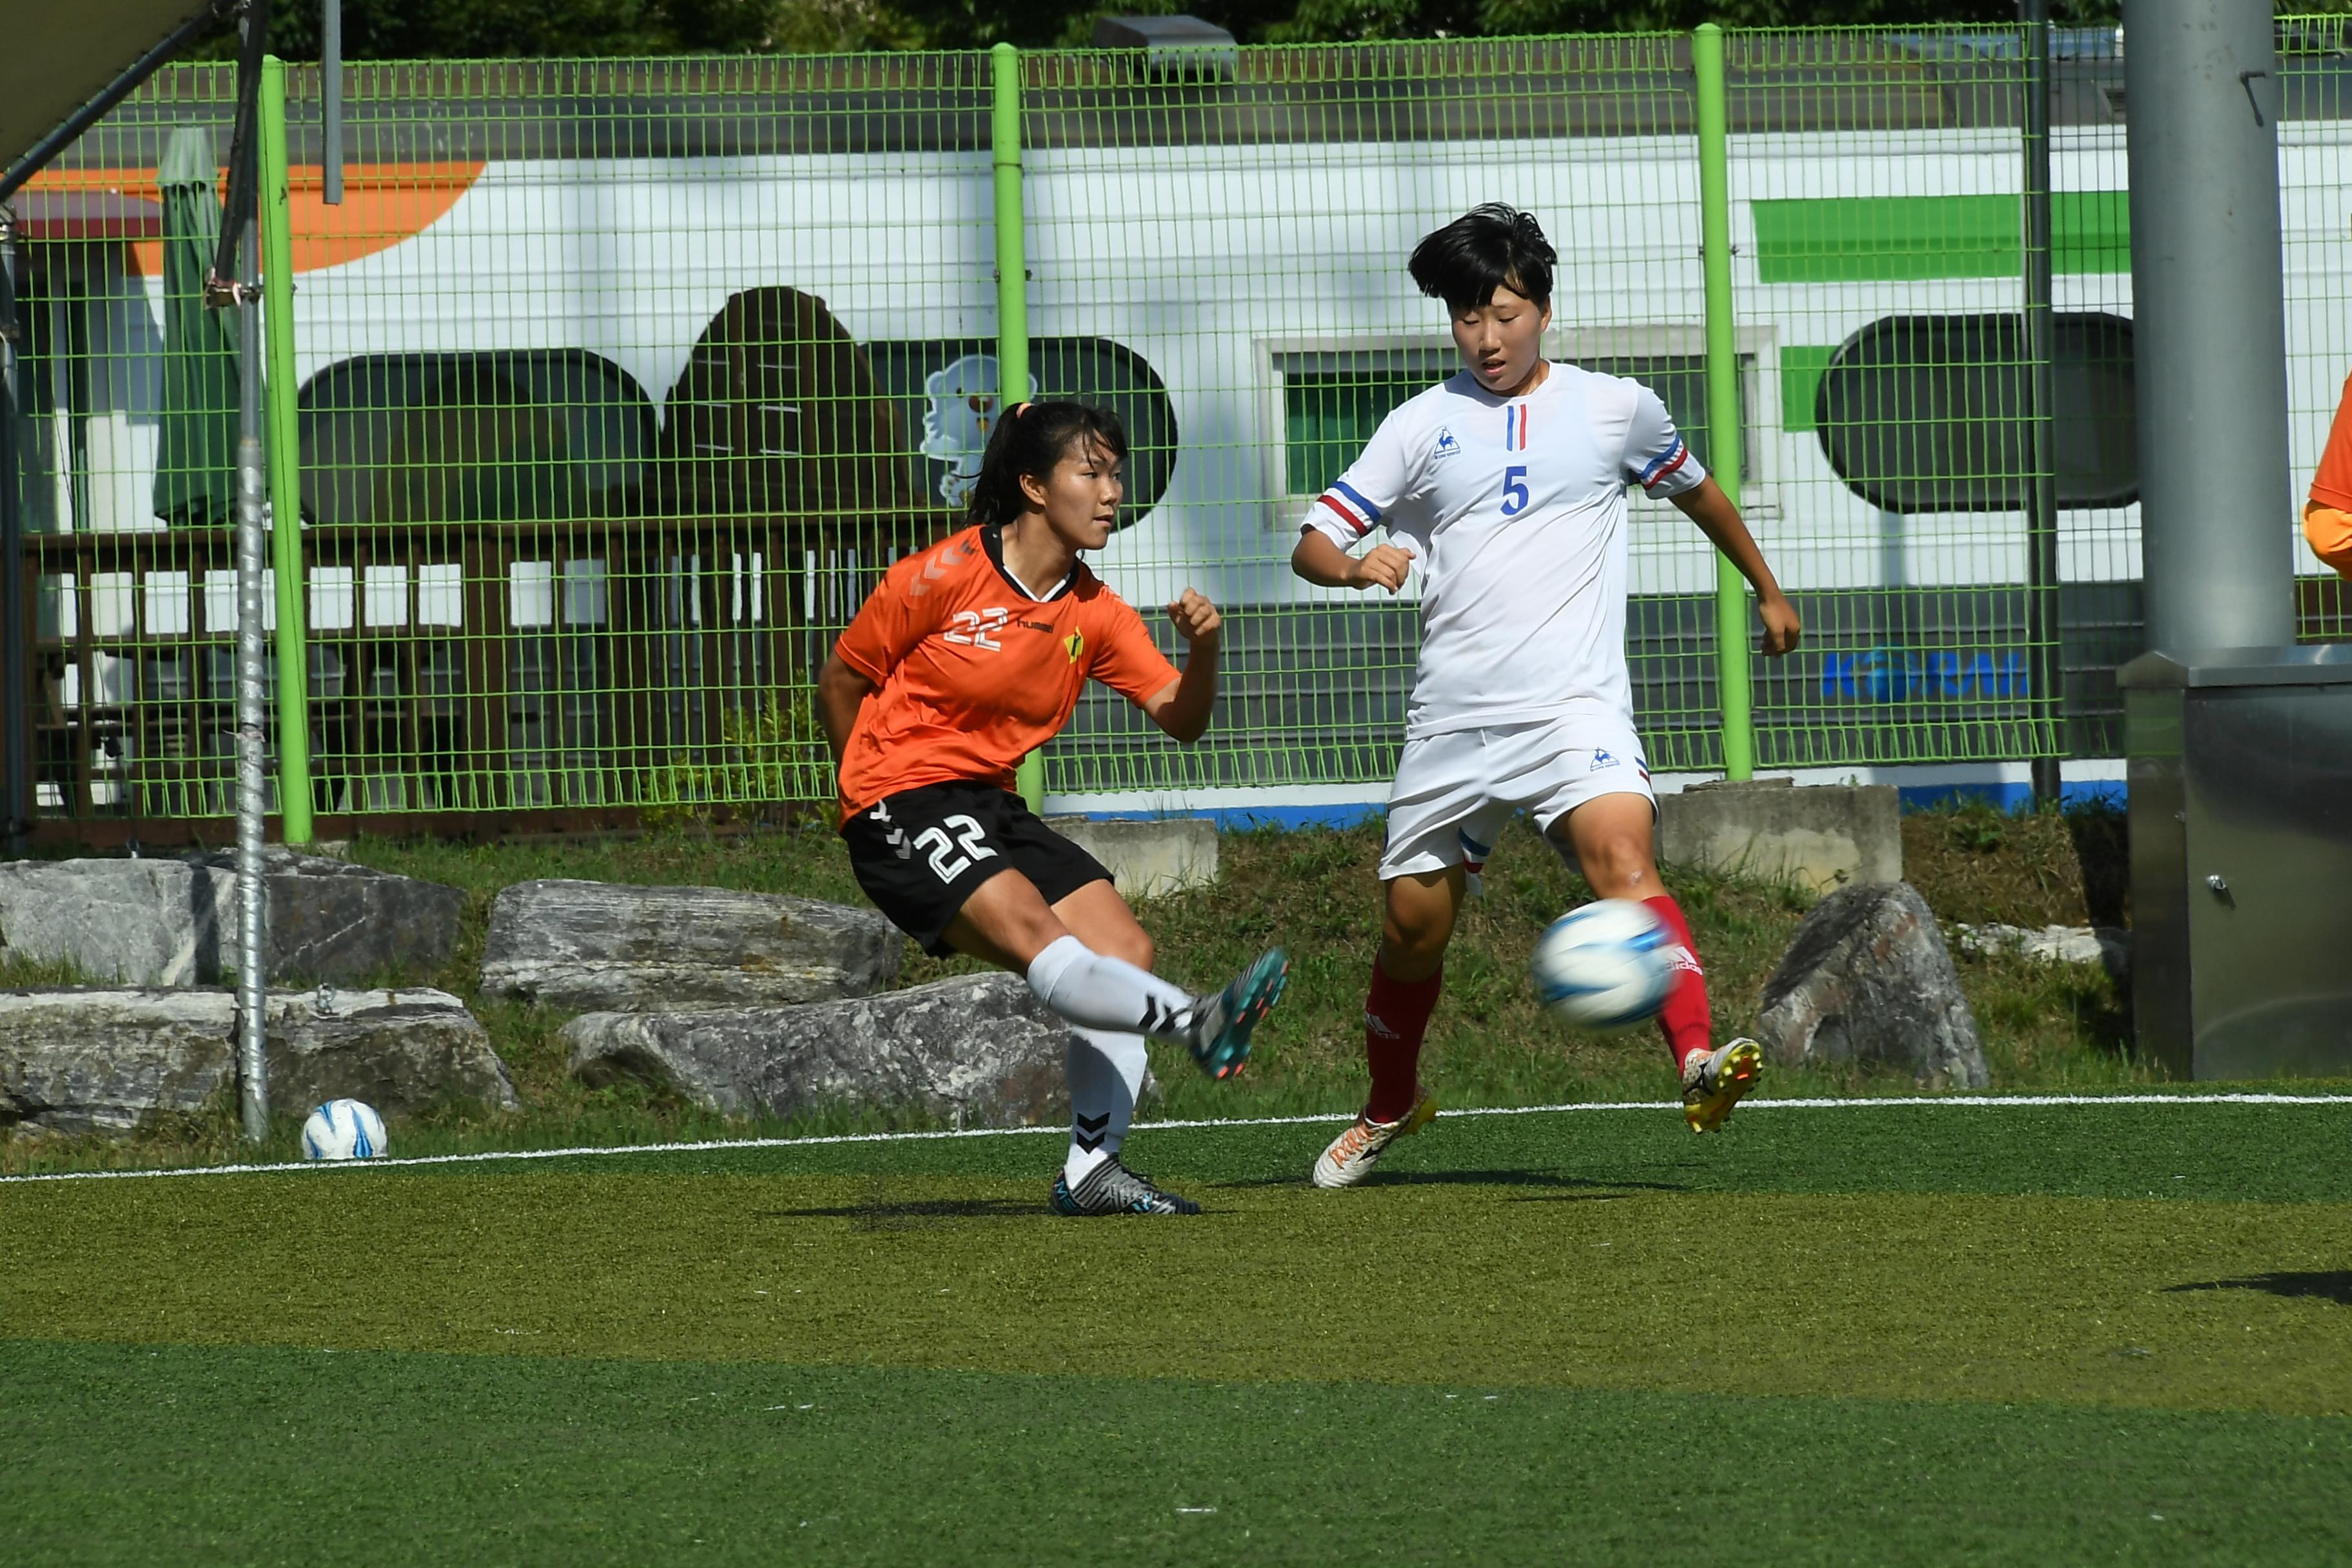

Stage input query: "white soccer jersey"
[{"left": 1302, "top": 361, "right": 1706, "bottom": 738}]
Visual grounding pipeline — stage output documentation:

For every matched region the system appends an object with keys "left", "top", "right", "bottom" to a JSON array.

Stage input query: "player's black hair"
[
  {"left": 965, "top": 398, "right": 1129, "bottom": 529},
  {"left": 1407, "top": 203, "right": 1558, "bottom": 313}
]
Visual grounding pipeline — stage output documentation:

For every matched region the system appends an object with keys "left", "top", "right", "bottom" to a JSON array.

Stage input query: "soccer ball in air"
[
  {"left": 301, "top": 1099, "right": 388, "bottom": 1161},
  {"left": 1530, "top": 900, "right": 1678, "bottom": 1032}
]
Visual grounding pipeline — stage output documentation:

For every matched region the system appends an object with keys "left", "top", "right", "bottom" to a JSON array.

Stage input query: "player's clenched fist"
[
  {"left": 1758, "top": 593, "right": 1802, "bottom": 657},
  {"left": 1166, "top": 587, "right": 1222, "bottom": 647},
  {"left": 1347, "top": 543, "right": 1418, "bottom": 594}
]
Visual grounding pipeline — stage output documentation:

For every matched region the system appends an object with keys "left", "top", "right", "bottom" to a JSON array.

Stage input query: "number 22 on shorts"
[
  {"left": 916, "top": 814, "right": 998, "bottom": 883},
  {"left": 1500, "top": 464, "right": 1530, "bottom": 517}
]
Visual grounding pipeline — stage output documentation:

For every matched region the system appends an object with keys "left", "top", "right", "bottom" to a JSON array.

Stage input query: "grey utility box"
[{"left": 2120, "top": 644, "right": 2352, "bottom": 1079}]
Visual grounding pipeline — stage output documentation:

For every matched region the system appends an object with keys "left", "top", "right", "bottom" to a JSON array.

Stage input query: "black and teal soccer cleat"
[
  {"left": 1050, "top": 1159, "right": 1202, "bottom": 1216},
  {"left": 1184, "top": 946, "right": 1289, "bottom": 1081}
]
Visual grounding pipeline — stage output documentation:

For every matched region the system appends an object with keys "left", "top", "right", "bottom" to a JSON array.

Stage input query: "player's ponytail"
[{"left": 965, "top": 399, "right": 1130, "bottom": 529}]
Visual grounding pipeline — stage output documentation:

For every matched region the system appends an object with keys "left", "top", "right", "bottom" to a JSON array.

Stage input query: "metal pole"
[
  {"left": 2127, "top": 0, "right": 2295, "bottom": 654},
  {"left": 2023, "top": 0, "right": 2063, "bottom": 805},
  {"left": 259, "top": 55, "right": 314, "bottom": 843},
  {"left": 320, "top": 0, "right": 344, "bottom": 206},
  {"left": 993, "top": 42, "right": 1044, "bottom": 814},
  {"left": 1693, "top": 24, "right": 1754, "bottom": 781},
  {"left": 234, "top": 222, "right": 270, "bottom": 1144},
  {"left": 0, "top": 206, "right": 28, "bottom": 853}
]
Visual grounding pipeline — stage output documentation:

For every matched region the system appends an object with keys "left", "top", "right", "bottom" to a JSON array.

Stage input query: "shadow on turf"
[
  {"left": 2164, "top": 1271, "right": 2352, "bottom": 1306},
  {"left": 1213, "top": 1168, "right": 1687, "bottom": 1195},
  {"left": 760, "top": 1198, "right": 1043, "bottom": 1227}
]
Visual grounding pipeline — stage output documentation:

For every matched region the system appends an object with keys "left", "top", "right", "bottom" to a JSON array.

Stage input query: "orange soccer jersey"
[
  {"left": 2309, "top": 368, "right": 2352, "bottom": 577},
  {"left": 832, "top": 525, "right": 1181, "bottom": 824}
]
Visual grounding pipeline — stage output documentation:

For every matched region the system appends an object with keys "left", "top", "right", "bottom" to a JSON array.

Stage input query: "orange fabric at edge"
[{"left": 2304, "top": 501, "right": 2352, "bottom": 578}]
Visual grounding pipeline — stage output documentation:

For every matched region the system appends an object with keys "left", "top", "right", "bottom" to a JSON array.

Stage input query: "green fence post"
[
  {"left": 258, "top": 55, "right": 314, "bottom": 842},
  {"left": 993, "top": 41, "right": 1045, "bottom": 815},
  {"left": 1693, "top": 24, "right": 1754, "bottom": 782}
]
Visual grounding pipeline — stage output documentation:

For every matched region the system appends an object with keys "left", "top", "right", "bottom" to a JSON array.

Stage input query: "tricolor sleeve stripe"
[
  {"left": 1331, "top": 478, "right": 1383, "bottom": 525},
  {"left": 1317, "top": 480, "right": 1379, "bottom": 536},
  {"left": 1638, "top": 438, "right": 1690, "bottom": 490}
]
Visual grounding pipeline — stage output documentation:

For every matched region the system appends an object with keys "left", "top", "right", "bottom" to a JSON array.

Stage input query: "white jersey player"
[{"left": 1292, "top": 204, "right": 1803, "bottom": 1188}]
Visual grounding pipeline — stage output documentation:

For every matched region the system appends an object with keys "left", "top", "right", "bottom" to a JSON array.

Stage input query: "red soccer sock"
[
  {"left": 1642, "top": 894, "right": 1714, "bottom": 1072},
  {"left": 1364, "top": 960, "right": 1443, "bottom": 1124}
]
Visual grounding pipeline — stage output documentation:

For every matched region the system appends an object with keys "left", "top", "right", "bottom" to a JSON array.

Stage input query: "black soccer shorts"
[{"left": 842, "top": 781, "right": 1113, "bottom": 957}]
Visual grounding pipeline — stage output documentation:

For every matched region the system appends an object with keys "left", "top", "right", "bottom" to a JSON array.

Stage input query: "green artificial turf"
[
  {"left": 4, "top": 1340, "right": 2348, "bottom": 1567},
  {"left": 8, "top": 1104, "right": 2352, "bottom": 1563},
  {"left": 6, "top": 1106, "right": 2350, "bottom": 1418}
]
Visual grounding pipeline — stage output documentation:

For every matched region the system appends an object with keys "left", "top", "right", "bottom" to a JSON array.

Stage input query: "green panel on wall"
[
  {"left": 1752, "top": 193, "right": 2130, "bottom": 282},
  {"left": 1779, "top": 345, "right": 1839, "bottom": 433}
]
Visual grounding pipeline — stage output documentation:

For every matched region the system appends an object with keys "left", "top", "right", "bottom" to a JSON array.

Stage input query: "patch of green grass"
[
  {"left": 5, "top": 1340, "right": 2348, "bottom": 1567},
  {"left": 7, "top": 1108, "right": 2351, "bottom": 1417}
]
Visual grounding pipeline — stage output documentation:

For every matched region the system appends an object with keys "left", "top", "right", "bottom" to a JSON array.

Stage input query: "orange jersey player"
[
  {"left": 2307, "top": 367, "right": 2352, "bottom": 578},
  {"left": 816, "top": 400, "right": 1288, "bottom": 1217}
]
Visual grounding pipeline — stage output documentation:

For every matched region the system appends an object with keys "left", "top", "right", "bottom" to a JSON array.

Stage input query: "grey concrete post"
[{"left": 2126, "top": 0, "right": 2295, "bottom": 654}]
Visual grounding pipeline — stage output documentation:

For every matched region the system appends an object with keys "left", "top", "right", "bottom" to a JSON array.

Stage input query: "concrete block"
[
  {"left": 1656, "top": 778, "right": 1900, "bottom": 893},
  {"left": 1044, "top": 817, "right": 1219, "bottom": 901}
]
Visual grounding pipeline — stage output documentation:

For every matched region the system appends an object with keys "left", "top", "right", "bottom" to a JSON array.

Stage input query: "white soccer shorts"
[{"left": 1378, "top": 715, "right": 1654, "bottom": 882}]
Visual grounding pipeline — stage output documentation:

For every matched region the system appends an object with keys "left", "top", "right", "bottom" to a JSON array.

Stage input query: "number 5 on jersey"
[
  {"left": 1500, "top": 464, "right": 1531, "bottom": 517},
  {"left": 916, "top": 814, "right": 998, "bottom": 884}
]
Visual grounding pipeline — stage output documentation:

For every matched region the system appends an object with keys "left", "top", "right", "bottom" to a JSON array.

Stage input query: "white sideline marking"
[{"left": 2, "top": 1092, "right": 2348, "bottom": 1186}]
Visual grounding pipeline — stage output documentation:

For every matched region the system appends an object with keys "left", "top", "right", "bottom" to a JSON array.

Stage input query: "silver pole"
[
  {"left": 2126, "top": 0, "right": 2295, "bottom": 654},
  {"left": 2022, "top": 0, "right": 2062, "bottom": 804},
  {"left": 234, "top": 226, "right": 270, "bottom": 1144},
  {"left": 321, "top": 0, "right": 344, "bottom": 206}
]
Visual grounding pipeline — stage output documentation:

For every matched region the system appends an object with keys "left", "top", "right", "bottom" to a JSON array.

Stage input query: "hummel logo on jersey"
[
  {"left": 1432, "top": 426, "right": 1462, "bottom": 460},
  {"left": 1591, "top": 748, "right": 1620, "bottom": 771}
]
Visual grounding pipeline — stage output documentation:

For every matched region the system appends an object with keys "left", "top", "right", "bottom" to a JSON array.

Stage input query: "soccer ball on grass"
[
  {"left": 301, "top": 1099, "right": 388, "bottom": 1161},
  {"left": 1529, "top": 899, "right": 1678, "bottom": 1031}
]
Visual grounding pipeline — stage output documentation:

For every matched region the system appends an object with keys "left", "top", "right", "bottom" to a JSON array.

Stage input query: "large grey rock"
[
  {"left": 0, "top": 986, "right": 513, "bottom": 1136},
  {"left": 0, "top": 854, "right": 464, "bottom": 987},
  {"left": 0, "top": 988, "right": 233, "bottom": 1133},
  {"left": 1756, "top": 881, "right": 1990, "bottom": 1089},
  {"left": 563, "top": 972, "right": 1104, "bottom": 1127},
  {"left": 0, "top": 859, "right": 232, "bottom": 984},
  {"left": 1658, "top": 778, "right": 1901, "bottom": 894},
  {"left": 187, "top": 847, "right": 467, "bottom": 984},
  {"left": 268, "top": 986, "right": 518, "bottom": 1116},
  {"left": 480, "top": 879, "right": 901, "bottom": 1012}
]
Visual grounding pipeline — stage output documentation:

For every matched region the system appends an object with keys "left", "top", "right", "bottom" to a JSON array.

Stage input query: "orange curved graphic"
[{"left": 26, "top": 161, "right": 486, "bottom": 277}]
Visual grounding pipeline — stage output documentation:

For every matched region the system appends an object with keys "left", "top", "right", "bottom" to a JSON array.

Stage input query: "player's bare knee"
[
  {"left": 1102, "top": 928, "right": 1155, "bottom": 971},
  {"left": 1584, "top": 838, "right": 1658, "bottom": 896}
]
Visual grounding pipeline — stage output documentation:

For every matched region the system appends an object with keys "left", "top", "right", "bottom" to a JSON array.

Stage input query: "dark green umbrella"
[{"left": 153, "top": 124, "right": 239, "bottom": 529}]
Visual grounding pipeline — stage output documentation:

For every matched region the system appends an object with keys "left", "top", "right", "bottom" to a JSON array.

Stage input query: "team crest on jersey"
[
  {"left": 1064, "top": 631, "right": 1084, "bottom": 663},
  {"left": 1432, "top": 426, "right": 1462, "bottom": 460}
]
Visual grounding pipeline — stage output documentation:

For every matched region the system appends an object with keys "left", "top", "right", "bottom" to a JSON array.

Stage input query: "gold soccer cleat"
[{"left": 1680, "top": 1037, "right": 1763, "bottom": 1134}]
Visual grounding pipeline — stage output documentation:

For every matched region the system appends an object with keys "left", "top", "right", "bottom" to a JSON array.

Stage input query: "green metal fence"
[{"left": 4, "top": 23, "right": 2343, "bottom": 839}]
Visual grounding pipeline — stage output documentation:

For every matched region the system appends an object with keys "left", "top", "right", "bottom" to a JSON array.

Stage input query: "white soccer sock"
[
  {"left": 1024, "top": 935, "right": 1195, "bottom": 1040},
  {"left": 1063, "top": 1026, "right": 1148, "bottom": 1187}
]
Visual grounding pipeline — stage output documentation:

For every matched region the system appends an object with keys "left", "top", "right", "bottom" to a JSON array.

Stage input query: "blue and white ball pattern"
[
  {"left": 1530, "top": 899, "right": 1679, "bottom": 1031},
  {"left": 300, "top": 1099, "right": 388, "bottom": 1161}
]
